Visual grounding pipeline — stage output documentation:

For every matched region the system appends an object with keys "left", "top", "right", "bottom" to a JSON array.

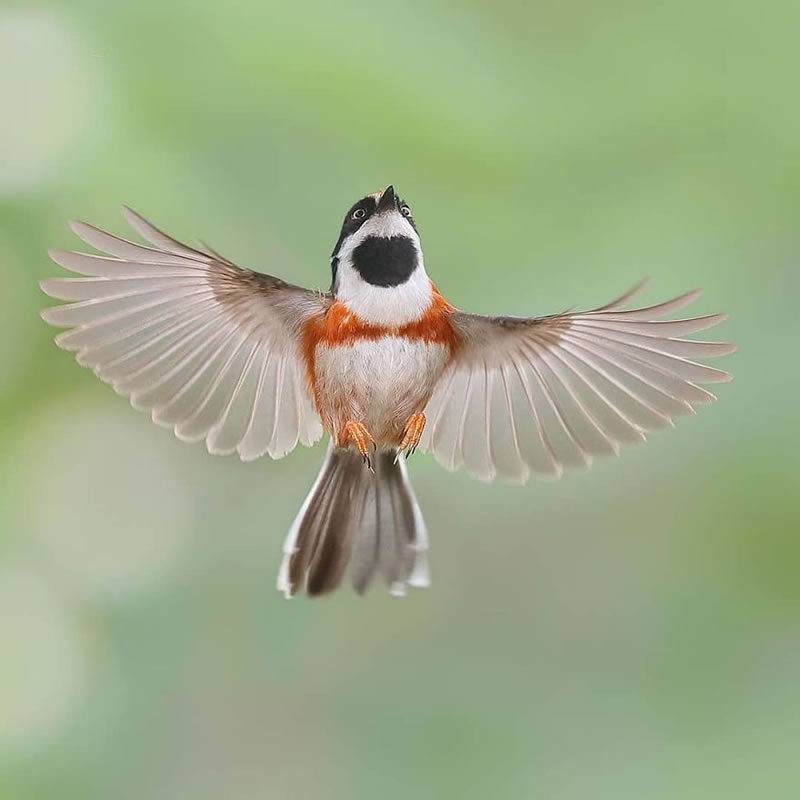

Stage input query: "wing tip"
[
  {"left": 715, "top": 341, "right": 737, "bottom": 357},
  {"left": 598, "top": 276, "right": 653, "bottom": 311},
  {"left": 39, "top": 277, "right": 54, "bottom": 296},
  {"left": 39, "top": 305, "right": 59, "bottom": 324},
  {"left": 120, "top": 204, "right": 140, "bottom": 226},
  {"left": 238, "top": 449, "right": 265, "bottom": 463},
  {"left": 46, "top": 247, "right": 61, "bottom": 264},
  {"left": 67, "top": 219, "right": 90, "bottom": 238}
]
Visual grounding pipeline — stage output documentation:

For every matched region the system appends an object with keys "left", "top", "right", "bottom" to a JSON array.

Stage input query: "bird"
[{"left": 40, "top": 185, "right": 735, "bottom": 598}]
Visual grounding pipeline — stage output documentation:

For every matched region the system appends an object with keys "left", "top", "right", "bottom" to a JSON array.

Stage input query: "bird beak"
[{"left": 376, "top": 185, "right": 396, "bottom": 213}]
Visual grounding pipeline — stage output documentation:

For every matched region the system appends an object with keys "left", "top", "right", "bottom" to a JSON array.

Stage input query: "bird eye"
[
  {"left": 352, "top": 208, "right": 366, "bottom": 220},
  {"left": 400, "top": 205, "right": 412, "bottom": 217}
]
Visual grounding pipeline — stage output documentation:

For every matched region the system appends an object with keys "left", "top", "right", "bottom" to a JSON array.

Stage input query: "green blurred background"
[{"left": 1, "top": 1, "right": 797, "bottom": 797}]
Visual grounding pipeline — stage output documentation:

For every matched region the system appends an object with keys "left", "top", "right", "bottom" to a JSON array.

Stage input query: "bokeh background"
[{"left": 1, "top": 1, "right": 798, "bottom": 797}]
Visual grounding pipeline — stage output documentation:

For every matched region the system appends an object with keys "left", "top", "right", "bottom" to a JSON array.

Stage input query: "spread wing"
[
  {"left": 418, "top": 280, "right": 735, "bottom": 482},
  {"left": 41, "top": 207, "right": 327, "bottom": 460}
]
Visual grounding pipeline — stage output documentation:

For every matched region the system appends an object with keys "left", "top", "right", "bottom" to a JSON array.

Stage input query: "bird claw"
[
  {"left": 394, "top": 445, "right": 419, "bottom": 464},
  {"left": 396, "top": 413, "right": 425, "bottom": 463},
  {"left": 342, "top": 420, "right": 376, "bottom": 470}
]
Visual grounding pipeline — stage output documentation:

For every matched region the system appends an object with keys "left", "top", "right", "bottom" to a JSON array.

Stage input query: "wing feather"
[
  {"left": 420, "top": 284, "right": 734, "bottom": 482},
  {"left": 121, "top": 205, "right": 219, "bottom": 261},
  {"left": 41, "top": 208, "right": 326, "bottom": 459},
  {"left": 521, "top": 343, "right": 590, "bottom": 470},
  {"left": 239, "top": 349, "right": 280, "bottom": 461},
  {"left": 511, "top": 358, "right": 563, "bottom": 477}
]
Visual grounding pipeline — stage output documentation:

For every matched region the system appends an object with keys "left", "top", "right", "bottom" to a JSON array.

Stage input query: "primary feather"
[
  {"left": 419, "top": 282, "right": 735, "bottom": 483},
  {"left": 40, "top": 208, "right": 326, "bottom": 460}
]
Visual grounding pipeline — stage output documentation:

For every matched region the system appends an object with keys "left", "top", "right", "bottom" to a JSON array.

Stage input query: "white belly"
[{"left": 314, "top": 336, "right": 450, "bottom": 445}]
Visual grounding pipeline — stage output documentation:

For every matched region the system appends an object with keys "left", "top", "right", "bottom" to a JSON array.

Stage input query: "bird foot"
[
  {"left": 342, "top": 421, "right": 376, "bottom": 470},
  {"left": 395, "top": 413, "right": 426, "bottom": 463}
]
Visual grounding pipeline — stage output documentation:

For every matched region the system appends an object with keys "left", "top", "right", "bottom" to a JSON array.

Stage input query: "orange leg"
[
  {"left": 397, "top": 412, "right": 426, "bottom": 461},
  {"left": 341, "top": 420, "right": 376, "bottom": 469}
]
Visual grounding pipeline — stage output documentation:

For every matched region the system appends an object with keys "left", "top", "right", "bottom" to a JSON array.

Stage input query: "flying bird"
[{"left": 40, "top": 186, "right": 735, "bottom": 597}]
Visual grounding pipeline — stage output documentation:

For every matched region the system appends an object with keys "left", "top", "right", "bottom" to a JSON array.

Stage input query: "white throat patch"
[{"left": 333, "top": 210, "right": 432, "bottom": 326}]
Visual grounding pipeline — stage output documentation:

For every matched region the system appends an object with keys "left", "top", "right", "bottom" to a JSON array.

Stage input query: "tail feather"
[
  {"left": 395, "top": 455, "right": 430, "bottom": 590},
  {"left": 278, "top": 444, "right": 429, "bottom": 597}
]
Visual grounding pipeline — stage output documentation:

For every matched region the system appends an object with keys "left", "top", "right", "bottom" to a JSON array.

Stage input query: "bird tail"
[{"left": 277, "top": 444, "right": 430, "bottom": 597}]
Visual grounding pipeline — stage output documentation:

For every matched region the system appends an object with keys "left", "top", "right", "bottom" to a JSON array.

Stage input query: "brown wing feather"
[
  {"left": 41, "top": 208, "right": 328, "bottom": 460},
  {"left": 419, "top": 284, "right": 735, "bottom": 482}
]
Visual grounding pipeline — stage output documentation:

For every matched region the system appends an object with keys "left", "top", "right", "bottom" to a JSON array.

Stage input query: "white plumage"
[{"left": 314, "top": 336, "right": 450, "bottom": 445}]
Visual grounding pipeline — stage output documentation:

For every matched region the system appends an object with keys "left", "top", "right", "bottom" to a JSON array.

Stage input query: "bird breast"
[
  {"left": 300, "top": 292, "right": 458, "bottom": 446},
  {"left": 313, "top": 335, "right": 450, "bottom": 446}
]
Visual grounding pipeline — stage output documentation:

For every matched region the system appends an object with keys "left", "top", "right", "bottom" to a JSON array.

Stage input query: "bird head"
[{"left": 330, "top": 185, "right": 421, "bottom": 292}]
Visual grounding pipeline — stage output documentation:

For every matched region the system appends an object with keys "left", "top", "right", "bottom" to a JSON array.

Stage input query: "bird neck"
[{"left": 335, "top": 265, "right": 434, "bottom": 327}]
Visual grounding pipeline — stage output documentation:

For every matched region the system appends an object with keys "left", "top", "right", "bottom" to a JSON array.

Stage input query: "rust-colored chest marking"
[{"left": 300, "top": 285, "right": 458, "bottom": 407}]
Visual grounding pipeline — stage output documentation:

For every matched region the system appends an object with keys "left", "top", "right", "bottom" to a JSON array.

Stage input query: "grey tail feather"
[{"left": 277, "top": 443, "right": 430, "bottom": 598}]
